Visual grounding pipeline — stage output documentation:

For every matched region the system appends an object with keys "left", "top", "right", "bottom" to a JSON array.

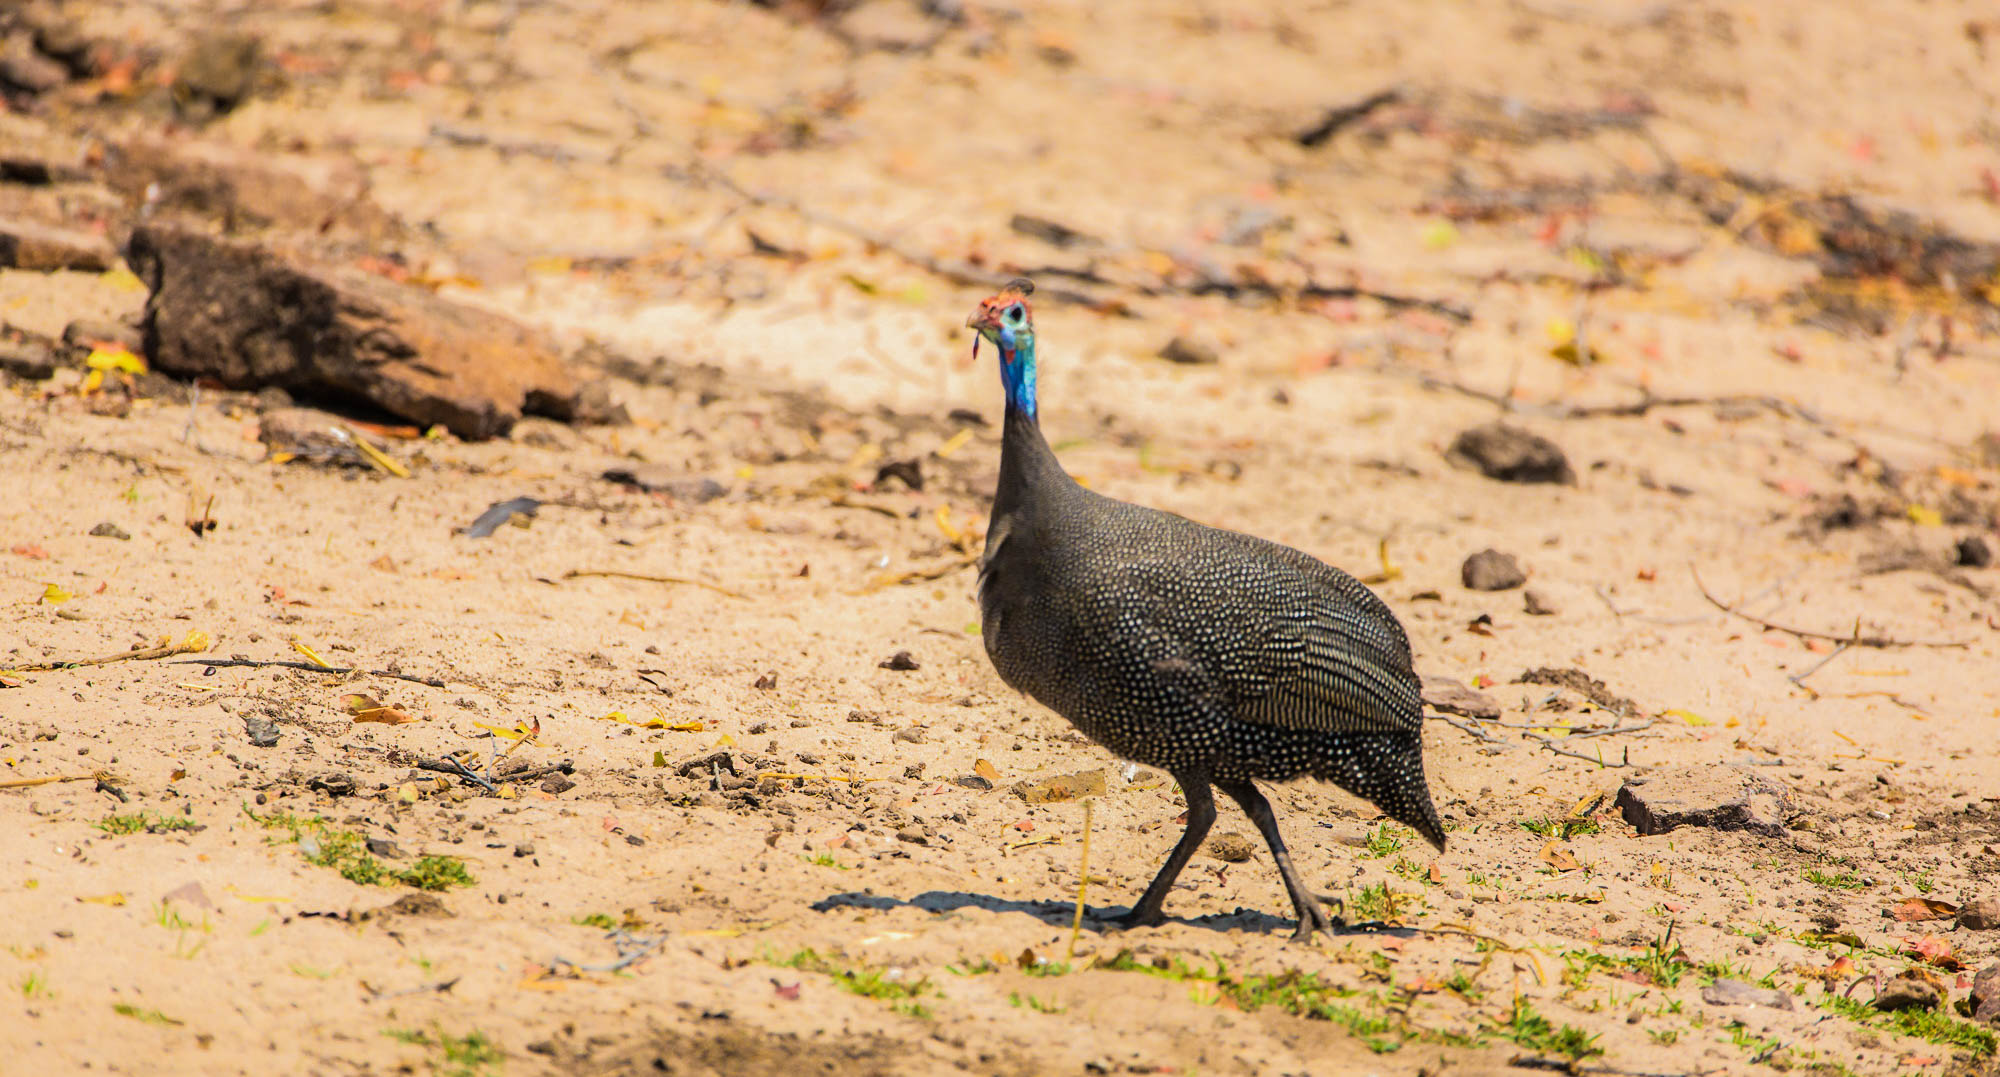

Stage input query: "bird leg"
[
  {"left": 1115, "top": 777, "right": 1214, "bottom": 929},
  {"left": 1215, "top": 779, "right": 1334, "bottom": 941}
]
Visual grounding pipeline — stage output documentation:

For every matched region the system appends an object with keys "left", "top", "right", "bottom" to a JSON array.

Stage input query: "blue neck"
[{"left": 999, "top": 328, "right": 1037, "bottom": 421}]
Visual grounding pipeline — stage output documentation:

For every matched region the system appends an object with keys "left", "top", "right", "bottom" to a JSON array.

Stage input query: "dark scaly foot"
[
  {"left": 1113, "top": 776, "right": 1213, "bottom": 930},
  {"left": 1216, "top": 779, "right": 1333, "bottom": 942}
]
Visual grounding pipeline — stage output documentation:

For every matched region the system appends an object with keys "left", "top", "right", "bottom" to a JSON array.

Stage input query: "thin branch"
[
  {"left": 1427, "top": 710, "right": 1513, "bottom": 746},
  {"left": 562, "top": 569, "right": 747, "bottom": 599},
  {"left": 1786, "top": 641, "right": 1851, "bottom": 697},
  {"left": 1689, "top": 566, "right": 1971, "bottom": 649},
  {"left": 169, "top": 658, "right": 448, "bottom": 687}
]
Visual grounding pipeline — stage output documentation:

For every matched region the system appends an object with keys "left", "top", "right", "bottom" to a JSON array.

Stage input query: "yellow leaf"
[
  {"left": 472, "top": 720, "right": 534, "bottom": 741},
  {"left": 1662, "top": 708, "right": 1711, "bottom": 727},
  {"left": 100, "top": 267, "right": 145, "bottom": 292},
  {"left": 1420, "top": 220, "right": 1459, "bottom": 249},
  {"left": 82, "top": 368, "right": 104, "bottom": 393},
  {"left": 40, "top": 583, "right": 72, "bottom": 604},
  {"left": 527, "top": 255, "right": 573, "bottom": 275},
  {"left": 712, "top": 734, "right": 736, "bottom": 748},
  {"left": 179, "top": 631, "right": 211, "bottom": 654},
  {"left": 290, "top": 640, "right": 331, "bottom": 668},
  {"left": 396, "top": 782, "right": 421, "bottom": 804},
  {"left": 1539, "top": 840, "right": 1581, "bottom": 873},
  {"left": 934, "top": 506, "right": 964, "bottom": 545},
  {"left": 85, "top": 347, "right": 147, "bottom": 375},
  {"left": 973, "top": 758, "right": 1001, "bottom": 782},
  {"left": 77, "top": 893, "right": 127, "bottom": 906},
  {"left": 344, "top": 693, "right": 417, "bottom": 724},
  {"left": 653, "top": 750, "right": 668, "bottom": 768},
  {"left": 936, "top": 429, "right": 974, "bottom": 458},
  {"left": 1906, "top": 504, "right": 1943, "bottom": 527}
]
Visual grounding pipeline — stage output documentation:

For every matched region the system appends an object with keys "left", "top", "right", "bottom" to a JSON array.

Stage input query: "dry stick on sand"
[
  {"left": 562, "top": 569, "right": 747, "bottom": 599},
  {"left": 168, "top": 658, "right": 448, "bottom": 687},
  {"left": 1689, "top": 566, "right": 1971, "bottom": 649},
  {"left": 0, "top": 771, "right": 110, "bottom": 791},
  {"left": 17, "top": 635, "right": 211, "bottom": 671}
]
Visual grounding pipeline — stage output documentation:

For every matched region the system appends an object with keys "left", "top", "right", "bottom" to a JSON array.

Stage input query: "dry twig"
[
  {"left": 1689, "top": 566, "right": 1970, "bottom": 648},
  {"left": 169, "top": 658, "right": 447, "bottom": 687}
]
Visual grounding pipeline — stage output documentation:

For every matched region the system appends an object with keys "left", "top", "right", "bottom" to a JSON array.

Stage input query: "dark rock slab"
[
  {"left": 128, "top": 224, "right": 587, "bottom": 440},
  {"left": 106, "top": 137, "right": 400, "bottom": 241},
  {"left": 1445, "top": 422, "right": 1574, "bottom": 484},
  {"left": 1615, "top": 767, "right": 1791, "bottom": 837},
  {"left": 1462, "top": 548, "right": 1525, "bottom": 590},
  {"left": 0, "top": 219, "right": 115, "bottom": 271},
  {"left": 0, "top": 325, "right": 62, "bottom": 380},
  {"left": 1960, "top": 895, "right": 2000, "bottom": 931},
  {"left": 1157, "top": 335, "right": 1220, "bottom": 365}
]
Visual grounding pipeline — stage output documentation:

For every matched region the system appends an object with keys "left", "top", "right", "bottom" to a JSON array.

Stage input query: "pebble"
[
  {"left": 513, "top": 843, "right": 535, "bottom": 858},
  {"left": 1700, "top": 979, "right": 1794, "bottom": 1010},
  {"left": 1873, "top": 975, "right": 1942, "bottom": 1013},
  {"left": 1206, "top": 832, "right": 1256, "bottom": 863},
  {"left": 893, "top": 726, "right": 926, "bottom": 744},
  {"left": 879, "top": 651, "right": 920, "bottom": 671},
  {"left": 88, "top": 522, "right": 131, "bottom": 541},
  {"left": 1461, "top": 549, "right": 1526, "bottom": 591},
  {"left": 1523, "top": 588, "right": 1558, "bottom": 616},
  {"left": 243, "top": 715, "right": 280, "bottom": 747},
  {"left": 1444, "top": 422, "right": 1574, "bottom": 484}
]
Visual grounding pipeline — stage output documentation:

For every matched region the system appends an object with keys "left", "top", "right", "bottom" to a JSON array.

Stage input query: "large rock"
[
  {"left": 1445, "top": 422, "right": 1575, "bottom": 484},
  {"left": 1960, "top": 895, "right": 2000, "bottom": 931},
  {"left": 1972, "top": 962, "right": 2000, "bottom": 1023},
  {"left": 1614, "top": 767, "right": 1791, "bottom": 837},
  {"left": 0, "top": 219, "right": 115, "bottom": 271},
  {"left": 105, "top": 137, "right": 399, "bottom": 241},
  {"left": 128, "top": 224, "right": 592, "bottom": 440}
]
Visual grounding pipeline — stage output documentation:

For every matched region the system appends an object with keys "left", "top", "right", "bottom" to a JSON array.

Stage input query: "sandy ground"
[{"left": 4, "top": 1, "right": 2000, "bottom": 1074}]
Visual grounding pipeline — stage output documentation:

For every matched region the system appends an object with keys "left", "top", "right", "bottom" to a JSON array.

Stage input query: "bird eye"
[{"left": 1007, "top": 305, "right": 1024, "bottom": 321}]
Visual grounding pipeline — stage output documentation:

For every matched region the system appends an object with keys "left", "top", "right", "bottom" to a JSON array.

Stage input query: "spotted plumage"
[{"left": 967, "top": 278, "right": 1444, "bottom": 940}]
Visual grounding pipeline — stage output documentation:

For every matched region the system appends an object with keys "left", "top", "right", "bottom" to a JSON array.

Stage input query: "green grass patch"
[
  {"left": 1347, "top": 881, "right": 1413, "bottom": 923},
  {"left": 245, "top": 804, "right": 473, "bottom": 891},
  {"left": 112, "top": 1002, "right": 183, "bottom": 1026},
  {"left": 1009, "top": 991, "right": 1064, "bottom": 1014},
  {"left": 1361, "top": 824, "right": 1405, "bottom": 859},
  {"left": 18, "top": 971, "right": 50, "bottom": 999},
  {"left": 1519, "top": 817, "right": 1600, "bottom": 840},
  {"left": 574, "top": 913, "right": 617, "bottom": 930},
  {"left": 383, "top": 1027, "right": 503, "bottom": 1077},
  {"left": 1803, "top": 868, "right": 1867, "bottom": 891},
  {"left": 1818, "top": 994, "right": 1996, "bottom": 1057},
  {"left": 96, "top": 811, "right": 197, "bottom": 836},
  {"left": 802, "top": 853, "right": 849, "bottom": 870},
  {"left": 772, "top": 949, "right": 935, "bottom": 1017},
  {"left": 1560, "top": 926, "right": 1692, "bottom": 990},
  {"left": 1494, "top": 998, "right": 1601, "bottom": 1061}
]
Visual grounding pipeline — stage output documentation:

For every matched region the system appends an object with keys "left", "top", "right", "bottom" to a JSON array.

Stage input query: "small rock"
[
  {"left": 88, "top": 522, "right": 130, "bottom": 541},
  {"left": 0, "top": 220, "right": 116, "bottom": 272},
  {"left": 0, "top": 330, "right": 60, "bottom": 380},
  {"left": 1874, "top": 975, "right": 1943, "bottom": 1013},
  {"left": 954, "top": 775, "right": 994, "bottom": 791},
  {"left": 601, "top": 466, "right": 728, "bottom": 502},
  {"left": 676, "top": 751, "right": 738, "bottom": 779},
  {"left": 752, "top": 672, "right": 778, "bottom": 690},
  {"left": 160, "top": 881, "right": 215, "bottom": 911},
  {"left": 307, "top": 772, "right": 356, "bottom": 797},
  {"left": 513, "top": 843, "right": 535, "bottom": 858},
  {"left": 623, "top": 834, "right": 644, "bottom": 847},
  {"left": 1701, "top": 978, "right": 1794, "bottom": 1010},
  {"left": 1011, "top": 769, "right": 1108, "bottom": 804},
  {"left": 172, "top": 31, "right": 261, "bottom": 119},
  {"left": 62, "top": 318, "right": 145, "bottom": 353},
  {"left": 0, "top": 30, "right": 68, "bottom": 94},
  {"left": 1958, "top": 895, "right": 2000, "bottom": 931},
  {"left": 1958, "top": 536, "right": 1994, "bottom": 569},
  {"left": 540, "top": 774, "right": 576, "bottom": 795},
  {"left": 1614, "top": 767, "right": 1792, "bottom": 837},
  {"left": 1420, "top": 676, "right": 1501, "bottom": 720},
  {"left": 243, "top": 715, "right": 280, "bottom": 747},
  {"left": 896, "top": 825, "right": 929, "bottom": 845},
  {"left": 365, "top": 837, "right": 404, "bottom": 859},
  {"left": 893, "top": 726, "right": 926, "bottom": 744},
  {"left": 1971, "top": 962, "right": 2000, "bottom": 1022},
  {"left": 1445, "top": 422, "right": 1575, "bottom": 484},
  {"left": 1157, "top": 336, "right": 1220, "bottom": 366},
  {"left": 1207, "top": 832, "right": 1256, "bottom": 863},
  {"left": 1523, "top": 589, "right": 1558, "bottom": 616},
  {"left": 376, "top": 893, "right": 451, "bottom": 918},
  {"left": 1518, "top": 667, "right": 1636, "bottom": 716},
  {"left": 1461, "top": 549, "right": 1526, "bottom": 591},
  {"left": 873, "top": 458, "right": 923, "bottom": 492},
  {"left": 879, "top": 651, "right": 920, "bottom": 671}
]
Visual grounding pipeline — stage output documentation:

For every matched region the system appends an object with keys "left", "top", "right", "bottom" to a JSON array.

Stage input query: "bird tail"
[{"left": 1320, "top": 732, "right": 1446, "bottom": 852}]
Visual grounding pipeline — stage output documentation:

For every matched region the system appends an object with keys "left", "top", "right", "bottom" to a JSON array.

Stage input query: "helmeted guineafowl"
[{"left": 966, "top": 278, "right": 1445, "bottom": 940}]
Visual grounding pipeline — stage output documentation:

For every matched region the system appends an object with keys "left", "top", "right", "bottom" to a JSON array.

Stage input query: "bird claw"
[{"left": 1290, "top": 897, "right": 1340, "bottom": 941}]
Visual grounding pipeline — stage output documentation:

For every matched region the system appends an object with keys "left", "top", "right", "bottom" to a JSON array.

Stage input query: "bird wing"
[{"left": 1226, "top": 596, "right": 1424, "bottom": 736}]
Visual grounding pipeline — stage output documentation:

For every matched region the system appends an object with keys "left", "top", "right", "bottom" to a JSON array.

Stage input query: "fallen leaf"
[
  {"left": 973, "top": 758, "right": 1001, "bottom": 783},
  {"left": 39, "top": 583, "right": 72, "bottom": 604},
  {"left": 1539, "top": 841, "right": 1581, "bottom": 873},
  {"left": 343, "top": 693, "right": 416, "bottom": 724},
  {"left": 290, "top": 640, "right": 331, "bottom": 668},
  {"left": 1890, "top": 897, "right": 1960, "bottom": 923},
  {"left": 11, "top": 544, "right": 48, "bottom": 559},
  {"left": 1663, "top": 708, "right": 1712, "bottom": 727},
  {"left": 1901, "top": 934, "right": 1964, "bottom": 969},
  {"left": 77, "top": 893, "right": 126, "bottom": 906}
]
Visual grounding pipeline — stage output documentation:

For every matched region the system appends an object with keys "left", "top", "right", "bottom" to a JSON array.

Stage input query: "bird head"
[{"left": 966, "top": 277, "right": 1035, "bottom": 360}]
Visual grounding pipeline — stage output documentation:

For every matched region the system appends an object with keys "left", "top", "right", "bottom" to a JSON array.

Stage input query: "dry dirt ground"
[{"left": 5, "top": 1, "right": 2000, "bottom": 1075}]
